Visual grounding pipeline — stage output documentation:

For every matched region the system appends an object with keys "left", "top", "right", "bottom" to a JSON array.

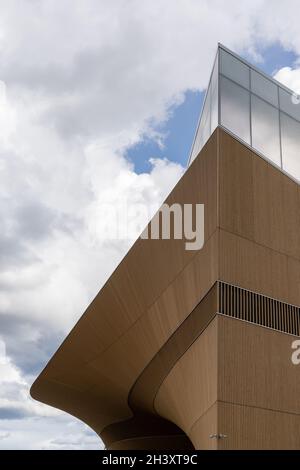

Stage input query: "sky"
[{"left": 1, "top": 0, "right": 300, "bottom": 450}]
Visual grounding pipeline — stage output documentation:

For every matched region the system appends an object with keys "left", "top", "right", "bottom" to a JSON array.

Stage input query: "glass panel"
[
  {"left": 210, "top": 52, "right": 218, "bottom": 132},
  {"left": 190, "top": 128, "right": 200, "bottom": 163},
  {"left": 189, "top": 145, "right": 197, "bottom": 164},
  {"left": 211, "top": 50, "right": 218, "bottom": 94},
  {"left": 201, "top": 107, "right": 211, "bottom": 146},
  {"left": 211, "top": 82, "right": 218, "bottom": 132},
  {"left": 279, "top": 88, "right": 300, "bottom": 122},
  {"left": 251, "top": 69, "right": 278, "bottom": 107},
  {"left": 190, "top": 86, "right": 211, "bottom": 162},
  {"left": 220, "top": 48, "right": 250, "bottom": 89},
  {"left": 251, "top": 95, "right": 281, "bottom": 166},
  {"left": 198, "top": 86, "right": 211, "bottom": 148},
  {"left": 220, "top": 76, "right": 250, "bottom": 144},
  {"left": 281, "top": 113, "right": 300, "bottom": 181},
  {"left": 193, "top": 122, "right": 203, "bottom": 159}
]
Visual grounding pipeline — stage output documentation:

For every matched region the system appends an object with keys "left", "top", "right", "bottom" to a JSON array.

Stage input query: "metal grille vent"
[{"left": 218, "top": 281, "right": 300, "bottom": 336}]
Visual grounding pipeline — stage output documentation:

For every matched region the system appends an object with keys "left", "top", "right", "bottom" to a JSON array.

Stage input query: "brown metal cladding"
[{"left": 31, "top": 128, "right": 300, "bottom": 449}]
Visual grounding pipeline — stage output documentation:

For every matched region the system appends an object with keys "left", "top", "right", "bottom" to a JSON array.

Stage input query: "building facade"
[{"left": 31, "top": 46, "right": 300, "bottom": 450}]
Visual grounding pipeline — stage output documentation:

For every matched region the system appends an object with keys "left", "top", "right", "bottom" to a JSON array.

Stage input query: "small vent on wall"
[{"left": 218, "top": 281, "right": 300, "bottom": 336}]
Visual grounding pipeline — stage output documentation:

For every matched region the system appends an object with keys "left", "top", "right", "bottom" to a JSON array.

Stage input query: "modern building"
[{"left": 31, "top": 45, "right": 300, "bottom": 450}]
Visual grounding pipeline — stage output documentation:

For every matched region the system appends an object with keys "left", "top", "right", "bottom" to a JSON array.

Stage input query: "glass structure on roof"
[{"left": 189, "top": 44, "right": 300, "bottom": 183}]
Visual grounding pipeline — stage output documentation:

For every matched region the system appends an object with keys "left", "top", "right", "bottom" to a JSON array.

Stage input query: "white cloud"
[
  {"left": 1, "top": 0, "right": 300, "bottom": 450},
  {"left": 0, "top": 416, "right": 102, "bottom": 450},
  {"left": 274, "top": 66, "right": 300, "bottom": 95}
]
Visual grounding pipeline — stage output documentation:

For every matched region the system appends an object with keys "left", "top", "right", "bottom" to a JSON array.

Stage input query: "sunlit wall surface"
[{"left": 189, "top": 45, "right": 300, "bottom": 183}]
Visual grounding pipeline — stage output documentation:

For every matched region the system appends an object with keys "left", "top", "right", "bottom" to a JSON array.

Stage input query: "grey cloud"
[
  {"left": 1, "top": 33, "right": 183, "bottom": 140},
  {"left": 0, "top": 234, "right": 37, "bottom": 269},
  {"left": 0, "top": 313, "right": 63, "bottom": 377},
  {"left": 47, "top": 426, "right": 101, "bottom": 449},
  {"left": 0, "top": 382, "right": 26, "bottom": 402},
  {"left": 0, "top": 201, "right": 49, "bottom": 271},
  {"left": 0, "top": 62, "right": 72, "bottom": 96},
  {"left": 15, "top": 201, "right": 81, "bottom": 241},
  {"left": 0, "top": 408, "right": 30, "bottom": 420},
  {"left": 0, "top": 200, "right": 81, "bottom": 275},
  {"left": 50, "top": 436, "right": 92, "bottom": 446},
  {"left": 15, "top": 202, "right": 56, "bottom": 241}
]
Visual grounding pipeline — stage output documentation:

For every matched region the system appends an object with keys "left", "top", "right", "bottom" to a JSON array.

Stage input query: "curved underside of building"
[{"left": 31, "top": 128, "right": 300, "bottom": 450}]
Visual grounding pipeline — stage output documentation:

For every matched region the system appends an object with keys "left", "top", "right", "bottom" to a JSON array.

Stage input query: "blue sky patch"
[{"left": 127, "top": 43, "right": 298, "bottom": 174}]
